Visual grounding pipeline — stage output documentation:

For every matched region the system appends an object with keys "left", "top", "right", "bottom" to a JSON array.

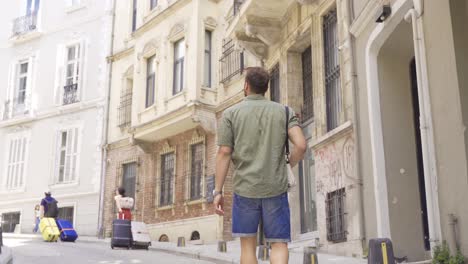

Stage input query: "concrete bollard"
[
  {"left": 257, "top": 244, "right": 270, "bottom": 261},
  {"left": 177, "top": 237, "right": 186, "bottom": 247},
  {"left": 218, "top": 241, "right": 227, "bottom": 252},
  {"left": 303, "top": 247, "right": 319, "bottom": 264}
]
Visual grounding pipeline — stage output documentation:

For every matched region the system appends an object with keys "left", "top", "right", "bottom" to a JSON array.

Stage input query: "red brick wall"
[{"left": 103, "top": 126, "right": 234, "bottom": 240}]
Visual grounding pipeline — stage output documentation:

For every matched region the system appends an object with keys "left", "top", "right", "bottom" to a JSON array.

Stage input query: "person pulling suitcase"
[{"left": 114, "top": 187, "right": 133, "bottom": 220}]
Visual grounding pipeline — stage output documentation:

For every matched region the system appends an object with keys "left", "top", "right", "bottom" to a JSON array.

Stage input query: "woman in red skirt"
[{"left": 114, "top": 187, "right": 133, "bottom": 220}]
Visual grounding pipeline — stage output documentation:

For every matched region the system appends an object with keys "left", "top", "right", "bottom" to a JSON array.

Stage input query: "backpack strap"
[{"left": 285, "top": 106, "right": 290, "bottom": 163}]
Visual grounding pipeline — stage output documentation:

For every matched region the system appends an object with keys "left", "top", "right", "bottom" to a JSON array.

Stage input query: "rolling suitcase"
[
  {"left": 368, "top": 238, "right": 396, "bottom": 264},
  {"left": 131, "top": 221, "right": 151, "bottom": 250},
  {"left": 111, "top": 219, "right": 132, "bottom": 249},
  {"left": 39, "top": 218, "right": 60, "bottom": 242},
  {"left": 56, "top": 219, "right": 78, "bottom": 242}
]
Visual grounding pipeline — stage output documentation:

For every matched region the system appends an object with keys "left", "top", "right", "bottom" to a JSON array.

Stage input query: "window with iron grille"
[
  {"left": 122, "top": 162, "right": 137, "bottom": 200},
  {"left": 5, "top": 136, "right": 28, "bottom": 190},
  {"left": 190, "top": 143, "right": 204, "bottom": 200},
  {"left": 150, "top": 0, "right": 157, "bottom": 10},
  {"left": 326, "top": 188, "right": 346, "bottom": 242},
  {"left": 204, "top": 31, "right": 212, "bottom": 87},
  {"left": 132, "top": 0, "right": 137, "bottom": 32},
  {"left": 173, "top": 39, "right": 185, "bottom": 95},
  {"left": 63, "top": 44, "right": 81, "bottom": 105},
  {"left": 160, "top": 152, "right": 175, "bottom": 206},
  {"left": 146, "top": 55, "right": 155, "bottom": 107},
  {"left": 302, "top": 46, "right": 313, "bottom": 121},
  {"left": 58, "top": 206, "right": 74, "bottom": 224},
  {"left": 118, "top": 79, "right": 132, "bottom": 128},
  {"left": 55, "top": 128, "right": 79, "bottom": 184},
  {"left": 219, "top": 38, "right": 244, "bottom": 84},
  {"left": 323, "top": 9, "right": 341, "bottom": 131},
  {"left": 270, "top": 64, "right": 280, "bottom": 103}
]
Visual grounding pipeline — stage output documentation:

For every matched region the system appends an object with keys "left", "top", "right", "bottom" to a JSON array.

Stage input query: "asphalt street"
[{"left": 4, "top": 237, "right": 215, "bottom": 264}]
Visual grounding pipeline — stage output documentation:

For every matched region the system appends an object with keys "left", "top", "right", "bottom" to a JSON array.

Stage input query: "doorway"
[
  {"left": 377, "top": 20, "right": 428, "bottom": 261},
  {"left": 1, "top": 212, "right": 21, "bottom": 233}
]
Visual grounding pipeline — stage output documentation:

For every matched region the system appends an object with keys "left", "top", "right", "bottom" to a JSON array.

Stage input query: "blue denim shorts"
[{"left": 232, "top": 192, "right": 291, "bottom": 242}]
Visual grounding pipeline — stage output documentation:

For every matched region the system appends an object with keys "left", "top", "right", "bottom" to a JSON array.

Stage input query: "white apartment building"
[{"left": 0, "top": 0, "right": 113, "bottom": 236}]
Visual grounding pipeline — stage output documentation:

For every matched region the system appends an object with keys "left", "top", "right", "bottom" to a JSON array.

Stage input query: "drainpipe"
[
  {"left": 347, "top": 0, "right": 367, "bottom": 253},
  {"left": 404, "top": 1, "right": 442, "bottom": 252},
  {"left": 97, "top": 0, "right": 116, "bottom": 239}
]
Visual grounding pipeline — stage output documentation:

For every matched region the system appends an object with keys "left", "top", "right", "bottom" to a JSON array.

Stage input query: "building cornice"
[
  {"left": 132, "top": 0, "right": 192, "bottom": 39},
  {"left": 108, "top": 46, "right": 134, "bottom": 62}
]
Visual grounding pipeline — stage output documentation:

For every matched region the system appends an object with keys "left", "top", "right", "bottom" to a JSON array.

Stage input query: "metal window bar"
[
  {"left": 326, "top": 188, "right": 346, "bottom": 242},
  {"left": 12, "top": 12, "right": 37, "bottom": 36},
  {"left": 323, "top": 10, "right": 341, "bottom": 131},
  {"left": 63, "top": 83, "right": 79, "bottom": 105},
  {"left": 190, "top": 144, "right": 204, "bottom": 200},
  {"left": 301, "top": 46, "right": 314, "bottom": 121},
  {"left": 270, "top": 64, "right": 280, "bottom": 103},
  {"left": 118, "top": 88, "right": 132, "bottom": 128},
  {"left": 160, "top": 153, "right": 174, "bottom": 207},
  {"left": 219, "top": 39, "right": 244, "bottom": 84}
]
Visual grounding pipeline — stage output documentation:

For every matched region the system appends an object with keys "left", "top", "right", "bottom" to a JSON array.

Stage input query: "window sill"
[
  {"left": 65, "top": 5, "right": 86, "bottom": 14},
  {"left": 185, "top": 198, "right": 206, "bottom": 206},
  {"left": 49, "top": 181, "right": 79, "bottom": 190},
  {"left": 0, "top": 188, "right": 26, "bottom": 195},
  {"left": 165, "top": 90, "right": 187, "bottom": 104},
  {"left": 156, "top": 204, "right": 174, "bottom": 211},
  {"left": 311, "top": 120, "right": 353, "bottom": 149},
  {"left": 143, "top": 5, "right": 164, "bottom": 24},
  {"left": 10, "top": 31, "right": 43, "bottom": 45}
]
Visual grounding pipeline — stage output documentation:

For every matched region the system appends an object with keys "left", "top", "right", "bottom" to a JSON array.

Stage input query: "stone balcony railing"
[{"left": 12, "top": 12, "right": 38, "bottom": 36}]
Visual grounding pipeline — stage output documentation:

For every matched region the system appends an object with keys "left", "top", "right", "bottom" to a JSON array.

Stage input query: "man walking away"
[
  {"left": 41, "top": 191, "right": 59, "bottom": 219},
  {"left": 214, "top": 67, "right": 307, "bottom": 264}
]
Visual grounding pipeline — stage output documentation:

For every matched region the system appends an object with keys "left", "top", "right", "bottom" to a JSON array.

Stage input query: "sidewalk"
[
  {"left": 0, "top": 246, "right": 13, "bottom": 264},
  {"left": 4, "top": 233, "right": 366, "bottom": 264}
]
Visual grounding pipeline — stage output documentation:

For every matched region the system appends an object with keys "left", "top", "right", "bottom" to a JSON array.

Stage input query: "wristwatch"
[{"left": 212, "top": 190, "right": 223, "bottom": 197}]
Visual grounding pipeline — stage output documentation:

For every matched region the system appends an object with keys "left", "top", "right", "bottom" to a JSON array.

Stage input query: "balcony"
[
  {"left": 219, "top": 39, "right": 244, "bottom": 84},
  {"left": 2, "top": 97, "right": 30, "bottom": 121},
  {"left": 12, "top": 12, "right": 38, "bottom": 36},
  {"left": 63, "top": 84, "right": 79, "bottom": 105},
  {"left": 226, "top": 0, "right": 315, "bottom": 58}
]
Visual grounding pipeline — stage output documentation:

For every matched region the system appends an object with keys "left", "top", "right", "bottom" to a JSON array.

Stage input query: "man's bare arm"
[
  {"left": 288, "top": 126, "right": 307, "bottom": 167},
  {"left": 214, "top": 146, "right": 232, "bottom": 215}
]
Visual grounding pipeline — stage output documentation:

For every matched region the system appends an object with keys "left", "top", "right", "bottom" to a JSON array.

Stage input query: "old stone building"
[
  {"left": 227, "top": 0, "right": 363, "bottom": 258},
  {"left": 351, "top": 0, "right": 468, "bottom": 261},
  {"left": 101, "top": 0, "right": 260, "bottom": 243}
]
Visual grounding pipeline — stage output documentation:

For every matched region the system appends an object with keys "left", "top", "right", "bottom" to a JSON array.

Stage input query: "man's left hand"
[{"left": 214, "top": 194, "right": 224, "bottom": 215}]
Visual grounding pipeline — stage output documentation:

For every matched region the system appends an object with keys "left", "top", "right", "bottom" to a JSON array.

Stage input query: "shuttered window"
[
  {"left": 146, "top": 55, "right": 155, "bottom": 107},
  {"left": 190, "top": 143, "right": 204, "bottom": 200},
  {"left": 63, "top": 44, "right": 80, "bottom": 105},
  {"left": 56, "top": 128, "right": 79, "bottom": 184},
  {"left": 5, "top": 136, "right": 28, "bottom": 190},
  {"left": 160, "top": 152, "right": 175, "bottom": 206}
]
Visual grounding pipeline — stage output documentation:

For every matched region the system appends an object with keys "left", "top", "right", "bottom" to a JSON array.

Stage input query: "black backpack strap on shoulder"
[{"left": 285, "top": 106, "right": 290, "bottom": 163}]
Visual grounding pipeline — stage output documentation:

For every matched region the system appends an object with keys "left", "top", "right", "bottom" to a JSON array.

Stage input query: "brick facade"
[{"left": 103, "top": 124, "right": 235, "bottom": 241}]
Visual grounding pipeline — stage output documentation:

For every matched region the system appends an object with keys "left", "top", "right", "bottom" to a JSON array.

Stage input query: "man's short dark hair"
[{"left": 245, "top": 67, "right": 270, "bottom": 94}]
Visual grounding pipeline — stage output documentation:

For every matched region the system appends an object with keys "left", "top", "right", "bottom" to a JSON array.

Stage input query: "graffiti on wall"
[{"left": 314, "top": 135, "right": 355, "bottom": 195}]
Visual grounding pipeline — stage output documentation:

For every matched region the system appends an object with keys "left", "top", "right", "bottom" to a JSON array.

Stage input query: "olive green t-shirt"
[{"left": 217, "top": 94, "right": 299, "bottom": 198}]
